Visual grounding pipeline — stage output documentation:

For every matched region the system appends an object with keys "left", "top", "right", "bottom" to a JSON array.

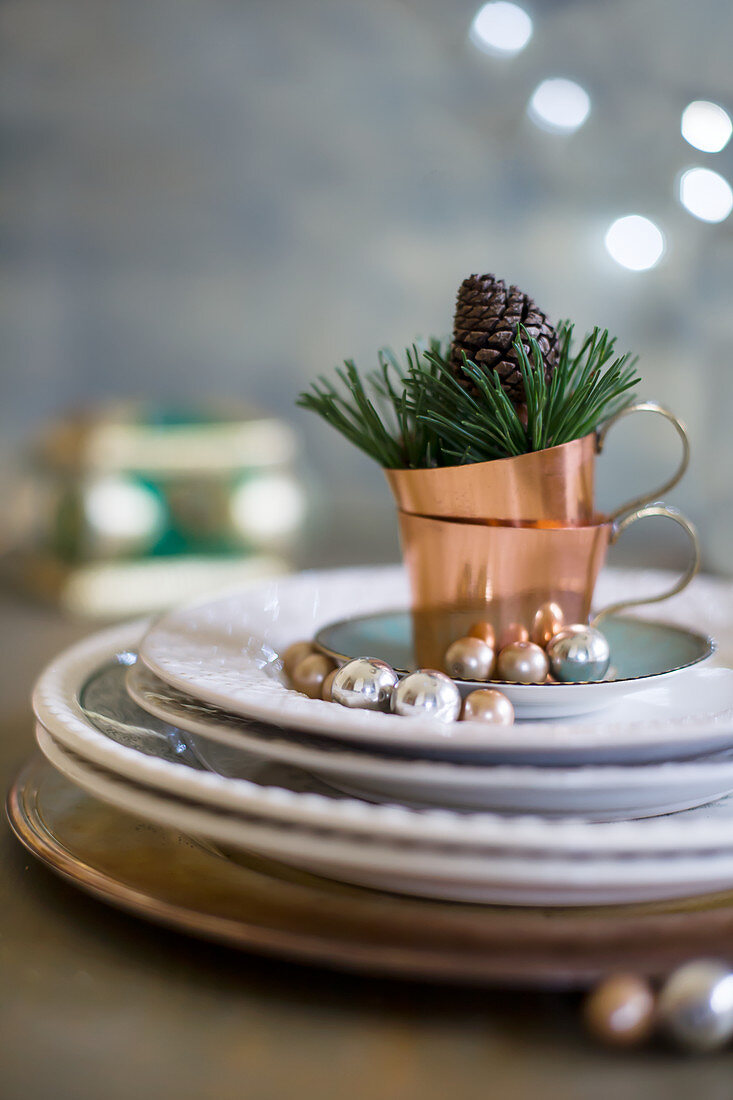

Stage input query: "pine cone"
[{"left": 450, "top": 274, "right": 558, "bottom": 405}]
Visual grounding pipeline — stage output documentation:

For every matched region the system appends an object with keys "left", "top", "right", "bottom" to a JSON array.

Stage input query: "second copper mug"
[
  {"left": 398, "top": 505, "right": 700, "bottom": 668},
  {"left": 385, "top": 401, "right": 690, "bottom": 526}
]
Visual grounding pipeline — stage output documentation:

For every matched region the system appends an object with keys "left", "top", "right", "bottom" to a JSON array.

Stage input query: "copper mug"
[
  {"left": 397, "top": 505, "right": 700, "bottom": 668},
  {"left": 385, "top": 402, "right": 690, "bottom": 526}
]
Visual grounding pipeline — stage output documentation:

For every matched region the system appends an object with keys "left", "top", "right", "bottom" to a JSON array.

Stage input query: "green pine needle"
[{"left": 296, "top": 324, "right": 640, "bottom": 469}]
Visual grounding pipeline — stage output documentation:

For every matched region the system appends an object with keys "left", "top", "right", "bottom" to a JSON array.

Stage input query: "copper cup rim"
[
  {"left": 383, "top": 431, "right": 596, "bottom": 480},
  {"left": 396, "top": 508, "right": 613, "bottom": 533}
]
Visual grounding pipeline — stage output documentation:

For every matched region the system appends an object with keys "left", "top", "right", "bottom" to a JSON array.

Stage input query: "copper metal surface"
[
  {"left": 384, "top": 400, "right": 689, "bottom": 526},
  {"left": 397, "top": 507, "right": 699, "bottom": 667},
  {"left": 384, "top": 433, "right": 596, "bottom": 525}
]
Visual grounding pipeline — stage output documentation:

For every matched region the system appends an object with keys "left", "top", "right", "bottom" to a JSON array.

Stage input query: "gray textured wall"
[{"left": 2, "top": 0, "right": 732, "bottom": 567}]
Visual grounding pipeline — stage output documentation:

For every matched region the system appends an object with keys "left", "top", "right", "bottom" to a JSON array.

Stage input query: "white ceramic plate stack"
[{"left": 30, "top": 565, "right": 733, "bottom": 907}]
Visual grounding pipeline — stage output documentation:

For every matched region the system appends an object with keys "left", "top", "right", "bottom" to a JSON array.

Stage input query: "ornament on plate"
[
  {"left": 546, "top": 624, "right": 611, "bottom": 683},
  {"left": 321, "top": 666, "right": 339, "bottom": 702},
  {"left": 496, "top": 622, "right": 529, "bottom": 651},
  {"left": 467, "top": 620, "right": 496, "bottom": 648},
  {"left": 460, "top": 688, "right": 514, "bottom": 726},
  {"left": 658, "top": 960, "right": 733, "bottom": 1052},
  {"left": 391, "top": 670, "right": 462, "bottom": 722},
  {"left": 331, "top": 658, "right": 399, "bottom": 711},
  {"left": 583, "top": 973, "right": 656, "bottom": 1048},
  {"left": 496, "top": 641, "right": 549, "bottom": 684},
  {"left": 282, "top": 640, "right": 316, "bottom": 678},
  {"left": 530, "top": 601, "right": 565, "bottom": 649},
  {"left": 444, "top": 636, "right": 495, "bottom": 681},
  {"left": 290, "top": 653, "right": 336, "bottom": 699}
]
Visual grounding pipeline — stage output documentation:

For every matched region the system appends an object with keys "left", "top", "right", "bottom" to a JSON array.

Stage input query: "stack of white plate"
[{"left": 31, "top": 565, "right": 733, "bottom": 907}]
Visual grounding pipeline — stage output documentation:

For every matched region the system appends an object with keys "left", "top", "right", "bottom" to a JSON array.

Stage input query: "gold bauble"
[
  {"left": 444, "top": 636, "right": 495, "bottom": 681},
  {"left": 282, "top": 640, "right": 316, "bottom": 678},
  {"left": 530, "top": 601, "right": 565, "bottom": 649},
  {"left": 290, "top": 653, "right": 336, "bottom": 698},
  {"left": 467, "top": 620, "right": 496, "bottom": 648},
  {"left": 461, "top": 688, "right": 515, "bottom": 726},
  {"left": 496, "top": 622, "right": 529, "bottom": 651},
  {"left": 583, "top": 974, "right": 656, "bottom": 1048},
  {"left": 321, "top": 666, "right": 339, "bottom": 701},
  {"left": 496, "top": 641, "right": 549, "bottom": 684}
]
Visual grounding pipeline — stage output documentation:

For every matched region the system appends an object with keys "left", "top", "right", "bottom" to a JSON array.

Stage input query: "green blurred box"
[{"left": 4, "top": 402, "right": 307, "bottom": 617}]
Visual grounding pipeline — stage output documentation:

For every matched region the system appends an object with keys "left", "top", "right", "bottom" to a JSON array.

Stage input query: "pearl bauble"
[
  {"left": 583, "top": 974, "right": 656, "bottom": 1048},
  {"left": 331, "top": 658, "right": 399, "bottom": 711},
  {"left": 391, "top": 670, "right": 462, "bottom": 722},
  {"left": 290, "top": 653, "right": 336, "bottom": 699},
  {"left": 496, "top": 641, "right": 549, "bottom": 684},
  {"left": 444, "top": 637, "right": 495, "bottom": 681},
  {"left": 282, "top": 640, "right": 316, "bottom": 678},
  {"left": 546, "top": 624, "right": 611, "bottom": 683},
  {"left": 461, "top": 688, "right": 514, "bottom": 726},
  {"left": 658, "top": 960, "right": 733, "bottom": 1051},
  {"left": 530, "top": 601, "right": 565, "bottom": 649}
]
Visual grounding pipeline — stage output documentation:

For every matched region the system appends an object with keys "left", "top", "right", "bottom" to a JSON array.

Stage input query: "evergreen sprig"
[{"left": 296, "top": 324, "right": 640, "bottom": 469}]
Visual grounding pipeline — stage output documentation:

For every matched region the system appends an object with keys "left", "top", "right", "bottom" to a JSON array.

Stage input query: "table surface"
[{"left": 3, "top": 592, "right": 733, "bottom": 1100}]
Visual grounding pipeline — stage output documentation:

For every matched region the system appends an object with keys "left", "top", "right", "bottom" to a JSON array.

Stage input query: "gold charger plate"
[{"left": 8, "top": 755, "right": 733, "bottom": 989}]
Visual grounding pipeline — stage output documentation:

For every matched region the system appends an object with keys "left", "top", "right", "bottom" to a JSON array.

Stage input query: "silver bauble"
[
  {"left": 658, "top": 960, "right": 733, "bottom": 1051},
  {"left": 391, "top": 669, "right": 462, "bottom": 722},
  {"left": 546, "top": 624, "right": 611, "bottom": 683},
  {"left": 331, "top": 657, "right": 399, "bottom": 711}
]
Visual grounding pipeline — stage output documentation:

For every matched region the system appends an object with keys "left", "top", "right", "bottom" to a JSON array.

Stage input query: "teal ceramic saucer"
[{"left": 315, "top": 613, "right": 715, "bottom": 719}]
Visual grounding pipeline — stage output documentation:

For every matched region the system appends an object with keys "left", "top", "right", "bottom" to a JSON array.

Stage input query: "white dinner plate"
[
  {"left": 35, "top": 725, "right": 733, "bottom": 907},
  {"left": 30, "top": 621, "right": 733, "bottom": 855},
  {"left": 139, "top": 566, "right": 732, "bottom": 763},
  {"left": 128, "top": 660, "right": 733, "bottom": 821}
]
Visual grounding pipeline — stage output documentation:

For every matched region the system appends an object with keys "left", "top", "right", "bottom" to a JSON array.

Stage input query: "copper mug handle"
[
  {"left": 596, "top": 401, "right": 690, "bottom": 523},
  {"left": 591, "top": 503, "right": 700, "bottom": 625}
]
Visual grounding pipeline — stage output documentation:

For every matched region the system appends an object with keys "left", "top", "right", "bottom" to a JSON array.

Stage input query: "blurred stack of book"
[{"left": 2, "top": 402, "right": 306, "bottom": 617}]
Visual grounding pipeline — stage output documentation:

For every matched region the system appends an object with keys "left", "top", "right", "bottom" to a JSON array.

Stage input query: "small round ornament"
[
  {"left": 282, "top": 640, "right": 316, "bottom": 678},
  {"left": 321, "top": 666, "right": 339, "bottom": 702},
  {"left": 461, "top": 688, "right": 514, "bottom": 726},
  {"left": 391, "top": 670, "right": 462, "bottom": 722},
  {"left": 546, "top": 624, "right": 611, "bottom": 684},
  {"left": 444, "top": 637, "right": 495, "bottom": 681},
  {"left": 331, "top": 658, "right": 399, "bottom": 711},
  {"left": 496, "top": 622, "right": 529, "bottom": 651},
  {"left": 658, "top": 960, "right": 733, "bottom": 1052},
  {"left": 290, "top": 653, "right": 336, "bottom": 699},
  {"left": 496, "top": 641, "right": 549, "bottom": 684},
  {"left": 530, "top": 601, "right": 565, "bottom": 649},
  {"left": 467, "top": 620, "right": 496, "bottom": 648},
  {"left": 583, "top": 973, "right": 656, "bottom": 1048}
]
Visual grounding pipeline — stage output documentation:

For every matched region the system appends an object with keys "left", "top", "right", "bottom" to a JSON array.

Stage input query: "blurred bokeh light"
[
  {"left": 681, "top": 101, "right": 732, "bottom": 153},
  {"left": 679, "top": 167, "right": 733, "bottom": 223},
  {"left": 528, "top": 78, "right": 590, "bottom": 134},
  {"left": 604, "top": 216, "right": 666, "bottom": 272},
  {"left": 469, "top": 2, "right": 533, "bottom": 56}
]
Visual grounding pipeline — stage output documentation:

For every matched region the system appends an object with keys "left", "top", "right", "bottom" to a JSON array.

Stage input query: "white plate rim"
[
  {"left": 30, "top": 619, "right": 733, "bottom": 855},
  {"left": 126, "top": 660, "right": 733, "bottom": 796},
  {"left": 34, "top": 725, "right": 733, "bottom": 907},
  {"left": 137, "top": 566, "right": 727, "bottom": 756}
]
